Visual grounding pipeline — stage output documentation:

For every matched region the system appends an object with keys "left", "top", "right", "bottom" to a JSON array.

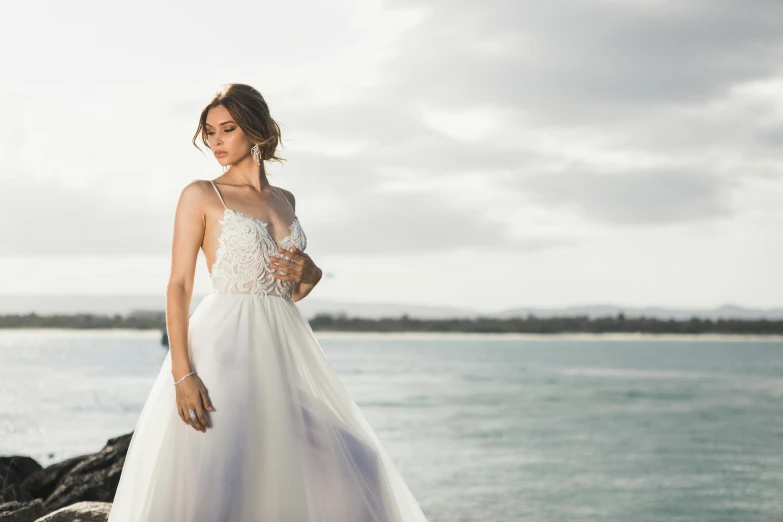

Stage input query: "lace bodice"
[{"left": 207, "top": 180, "right": 307, "bottom": 300}]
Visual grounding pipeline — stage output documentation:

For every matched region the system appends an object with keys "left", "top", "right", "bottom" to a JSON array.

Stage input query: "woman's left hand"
[{"left": 270, "top": 245, "right": 322, "bottom": 285}]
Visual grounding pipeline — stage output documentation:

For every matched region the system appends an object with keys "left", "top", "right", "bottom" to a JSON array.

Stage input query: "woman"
[{"left": 107, "top": 84, "right": 429, "bottom": 521}]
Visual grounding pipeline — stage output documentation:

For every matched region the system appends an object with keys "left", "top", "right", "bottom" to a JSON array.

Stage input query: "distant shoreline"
[{"left": 0, "top": 328, "right": 781, "bottom": 342}]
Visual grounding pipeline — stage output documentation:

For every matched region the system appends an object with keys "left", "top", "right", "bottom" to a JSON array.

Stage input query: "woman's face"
[{"left": 205, "top": 105, "right": 251, "bottom": 166}]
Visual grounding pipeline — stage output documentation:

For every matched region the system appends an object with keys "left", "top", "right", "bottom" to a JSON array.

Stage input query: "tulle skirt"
[{"left": 107, "top": 292, "right": 428, "bottom": 522}]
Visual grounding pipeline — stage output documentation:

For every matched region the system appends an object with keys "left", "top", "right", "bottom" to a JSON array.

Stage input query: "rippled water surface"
[{"left": 1, "top": 330, "right": 781, "bottom": 521}]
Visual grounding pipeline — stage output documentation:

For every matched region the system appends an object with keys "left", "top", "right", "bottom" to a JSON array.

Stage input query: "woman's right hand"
[{"left": 174, "top": 373, "right": 215, "bottom": 432}]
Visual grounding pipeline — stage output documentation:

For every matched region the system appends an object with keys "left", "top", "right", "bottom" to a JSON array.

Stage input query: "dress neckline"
[
  {"left": 209, "top": 208, "right": 301, "bottom": 279},
  {"left": 208, "top": 179, "right": 298, "bottom": 248},
  {"left": 223, "top": 207, "right": 299, "bottom": 248}
]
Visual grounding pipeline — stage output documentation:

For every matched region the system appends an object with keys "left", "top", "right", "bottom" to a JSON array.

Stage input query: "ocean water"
[{"left": 0, "top": 329, "right": 781, "bottom": 521}]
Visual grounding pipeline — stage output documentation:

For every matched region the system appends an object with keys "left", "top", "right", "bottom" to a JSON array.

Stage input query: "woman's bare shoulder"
[
  {"left": 180, "top": 179, "right": 218, "bottom": 197},
  {"left": 274, "top": 186, "right": 296, "bottom": 210},
  {"left": 175, "top": 179, "right": 216, "bottom": 211}
]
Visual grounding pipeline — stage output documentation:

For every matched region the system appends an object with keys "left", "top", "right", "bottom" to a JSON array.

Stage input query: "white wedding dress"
[{"left": 107, "top": 180, "right": 429, "bottom": 521}]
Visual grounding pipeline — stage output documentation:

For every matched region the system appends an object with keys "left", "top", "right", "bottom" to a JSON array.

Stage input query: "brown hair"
[{"left": 191, "top": 83, "right": 285, "bottom": 166}]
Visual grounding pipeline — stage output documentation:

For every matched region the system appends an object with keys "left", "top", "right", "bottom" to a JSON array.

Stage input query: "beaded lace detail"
[{"left": 208, "top": 181, "right": 307, "bottom": 300}]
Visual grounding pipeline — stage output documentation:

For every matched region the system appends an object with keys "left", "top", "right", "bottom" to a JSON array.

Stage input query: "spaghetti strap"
[
  {"left": 209, "top": 180, "right": 228, "bottom": 210},
  {"left": 274, "top": 186, "right": 296, "bottom": 216}
]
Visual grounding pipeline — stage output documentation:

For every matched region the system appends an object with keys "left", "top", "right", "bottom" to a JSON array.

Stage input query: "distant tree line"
[
  {"left": 0, "top": 311, "right": 781, "bottom": 335},
  {"left": 0, "top": 312, "right": 165, "bottom": 329},
  {"left": 308, "top": 312, "right": 783, "bottom": 335}
]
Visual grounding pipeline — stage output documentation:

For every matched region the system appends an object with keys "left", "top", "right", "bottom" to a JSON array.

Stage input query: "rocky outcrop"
[
  {"left": 0, "top": 499, "right": 46, "bottom": 522},
  {"left": 37, "top": 433, "right": 132, "bottom": 512},
  {"left": 0, "top": 432, "right": 132, "bottom": 521},
  {"left": 34, "top": 501, "right": 111, "bottom": 522},
  {"left": 0, "top": 457, "right": 43, "bottom": 503},
  {"left": 18, "top": 456, "right": 88, "bottom": 504}
]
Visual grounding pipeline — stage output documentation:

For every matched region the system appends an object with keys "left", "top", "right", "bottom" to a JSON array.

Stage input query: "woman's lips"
[{"left": 215, "top": 151, "right": 227, "bottom": 157}]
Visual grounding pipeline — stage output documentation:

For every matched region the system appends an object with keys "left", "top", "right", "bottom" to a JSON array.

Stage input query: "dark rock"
[
  {"left": 0, "top": 457, "right": 43, "bottom": 503},
  {"left": 0, "top": 433, "right": 132, "bottom": 517},
  {"left": 33, "top": 501, "right": 111, "bottom": 522},
  {"left": 18, "top": 457, "right": 86, "bottom": 503},
  {"left": 41, "top": 433, "right": 132, "bottom": 512},
  {"left": 0, "top": 484, "right": 33, "bottom": 504},
  {"left": 0, "top": 432, "right": 133, "bottom": 512},
  {"left": 0, "top": 457, "right": 42, "bottom": 486},
  {"left": 0, "top": 499, "right": 46, "bottom": 522}
]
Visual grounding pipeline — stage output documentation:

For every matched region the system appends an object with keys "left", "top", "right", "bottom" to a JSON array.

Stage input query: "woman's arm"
[
  {"left": 273, "top": 188, "right": 322, "bottom": 302},
  {"left": 166, "top": 181, "right": 206, "bottom": 381},
  {"left": 291, "top": 260, "right": 323, "bottom": 302}
]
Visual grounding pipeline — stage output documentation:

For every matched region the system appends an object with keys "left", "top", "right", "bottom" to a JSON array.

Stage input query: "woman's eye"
[{"left": 206, "top": 128, "right": 234, "bottom": 136}]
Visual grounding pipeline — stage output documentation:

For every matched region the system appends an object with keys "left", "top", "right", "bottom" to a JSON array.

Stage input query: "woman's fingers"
[
  {"left": 187, "top": 407, "right": 205, "bottom": 432},
  {"left": 190, "top": 402, "right": 208, "bottom": 431},
  {"left": 180, "top": 403, "right": 195, "bottom": 428},
  {"left": 201, "top": 389, "right": 215, "bottom": 413},
  {"left": 174, "top": 380, "right": 212, "bottom": 432},
  {"left": 177, "top": 400, "right": 205, "bottom": 432},
  {"left": 197, "top": 395, "right": 211, "bottom": 428}
]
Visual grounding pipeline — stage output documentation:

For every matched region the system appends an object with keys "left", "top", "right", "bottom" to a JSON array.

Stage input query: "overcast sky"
[{"left": 1, "top": 0, "right": 781, "bottom": 312}]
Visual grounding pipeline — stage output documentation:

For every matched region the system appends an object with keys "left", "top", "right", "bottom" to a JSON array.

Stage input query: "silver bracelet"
[{"left": 174, "top": 371, "right": 196, "bottom": 386}]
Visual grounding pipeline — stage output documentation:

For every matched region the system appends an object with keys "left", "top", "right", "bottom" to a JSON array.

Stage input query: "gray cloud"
[
  {"left": 0, "top": 178, "right": 171, "bottom": 256},
  {"left": 299, "top": 184, "right": 570, "bottom": 255},
  {"left": 274, "top": 151, "right": 568, "bottom": 255},
  {"left": 381, "top": 0, "right": 783, "bottom": 117},
  {"left": 329, "top": 0, "right": 783, "bottom": 226},
  {"left": 274, "top": 0, "right": 783, "bottom": 244},
  {"left": 516, "top": 168, "right": 736, "bottom": 226}
]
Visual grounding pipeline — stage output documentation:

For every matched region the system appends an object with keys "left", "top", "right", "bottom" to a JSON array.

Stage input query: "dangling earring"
[{"left": 251, "top": 144, "right": 262, "bottom": 165}]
